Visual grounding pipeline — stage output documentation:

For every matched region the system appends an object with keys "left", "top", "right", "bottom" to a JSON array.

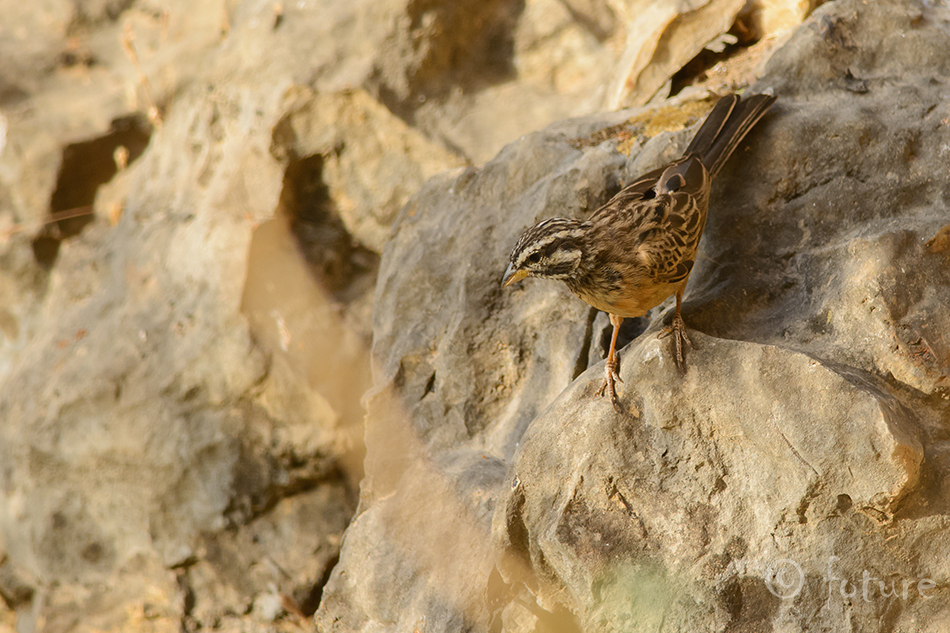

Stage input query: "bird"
[{"left": 501, "top": 92, "right": 776, "bottom": 410}]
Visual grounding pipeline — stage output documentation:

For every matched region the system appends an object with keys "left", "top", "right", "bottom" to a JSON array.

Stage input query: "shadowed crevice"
[
  {"left": 32, "top": 115, "right": 151, "bottom": 267},
  {"left": 277, "top": 153, "right": 379, "bottom": 304}
]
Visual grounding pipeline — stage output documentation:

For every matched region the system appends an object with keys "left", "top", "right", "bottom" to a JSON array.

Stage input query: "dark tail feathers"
[{"left": 685, "top": 93, "right": 776, "bottom": 177}]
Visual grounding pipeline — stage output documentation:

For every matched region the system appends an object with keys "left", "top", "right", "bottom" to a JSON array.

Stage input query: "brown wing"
[
  {"left": 581, "top": 92, "right": 774, "bottom": 295},
  {"left": 634, "top": 189, "right": 707, "bottom": 283},
  {"left": 591, "top": 154, "right": 709, "bottom": 283},
  {"left": 656, "top": 260, "right": 694, "bottom": 284},
  {"left": 587, "top": 157, "right": 689, "bottom": 224}
]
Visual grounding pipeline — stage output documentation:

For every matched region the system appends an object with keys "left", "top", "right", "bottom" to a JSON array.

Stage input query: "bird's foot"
[
  {"left": 659, "top": 313, "right": 692, "bottom": 373},
  {"left": 596, "top": 356, "right": 623, "bottom": 411}
]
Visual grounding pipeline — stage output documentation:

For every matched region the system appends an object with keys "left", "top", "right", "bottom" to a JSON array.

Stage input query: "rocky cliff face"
[{"left": 1, "top": 0, "right": 948, "bottom": 631}]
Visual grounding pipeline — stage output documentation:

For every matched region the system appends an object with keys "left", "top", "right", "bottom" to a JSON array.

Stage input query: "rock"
[
  {"left": 606, "top": 0, "right": 747, "bottom": 109},
  {"left": 0, "top": 553, "right": 35, "bottom": 617},
  {"left": 315, "top": 450, "right": 508, "bottom": 632},
  {"left": 0, "top": 1, "right": 402, "bottom": 630},
  {"left": 362, "top": 113, "right": 635, "bottom": 493},
  {"left": 747, "top": 0, "right": 823, "bottom": 37},
  {"left": 358, "top": 0, "right": 772, "bottom": 163},
  {"left": 270, "top": 86, "right": 465, "bottom": 254},
  {"left": 493, "top": 334, "right": 924, "bottom": 630},
  {"left": 0, "top": 0, "right": 616, "bottom": 626},
  {"left": 182, "top": 485, "right": 352, "bottom": 626},
  {"left": 317, "top": 0, "right": 950, "bottom": 630},
  {"left": 692, "top": 0, "right": 950, "bottom": 396}
]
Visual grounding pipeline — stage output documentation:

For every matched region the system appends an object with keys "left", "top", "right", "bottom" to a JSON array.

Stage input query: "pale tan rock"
[
  {"left": 606, "top": 0, "right": 747, "bottom": 108},
  {"left": 272, "top": 87, "right": 465, "bottom": 253},
  {"left": 747, "top": 0, "right": 824, "bottom": 38}
]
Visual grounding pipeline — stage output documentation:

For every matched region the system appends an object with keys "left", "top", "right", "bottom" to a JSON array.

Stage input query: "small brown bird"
[{"left": 501, "top": 93, "right": 775, "bottom": 409}]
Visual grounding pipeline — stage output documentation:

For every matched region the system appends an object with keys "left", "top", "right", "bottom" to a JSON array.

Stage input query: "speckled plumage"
[{"left": 502, "top": 93, "right": 776, "bottom": 409}]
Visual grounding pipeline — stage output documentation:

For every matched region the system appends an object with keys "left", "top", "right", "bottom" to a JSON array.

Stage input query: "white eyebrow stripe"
[
  {"left": 527, "top": 233, "right": 563, "bottom": 251},
  {"left": 514, "top": 227, "right": 585, "bottom": 265}
]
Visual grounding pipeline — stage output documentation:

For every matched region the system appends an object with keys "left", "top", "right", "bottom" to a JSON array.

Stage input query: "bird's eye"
[{"left": 526, "top": 252, "right": 542, "bottom": 265}]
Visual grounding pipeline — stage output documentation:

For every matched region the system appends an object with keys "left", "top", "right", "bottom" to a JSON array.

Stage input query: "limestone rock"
[
  {"left": 747, "top": 0, "right": 824, "bottom": 37},
  {"left": 493, "top": 335, "right": 924, "bottom": 630},
  {"left": 271, "top": 87, "right": 465, "bottom": 254},
  {"left": 0, "top": 1, "right": 395, "bottom": 629},
  {"left": 606, "top": 0, "right": 748, "bottom": 109}
]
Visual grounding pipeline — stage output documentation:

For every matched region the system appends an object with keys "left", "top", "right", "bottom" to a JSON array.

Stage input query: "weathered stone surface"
[
  {"left": 750, "top": 0, "right": 823, "bottom": 36},
  {"left": 493, "top": 335, "right": 925, "bottom": 630},
  {"left": 316, "top": 449, "right": 508, "bottom": 632},
  {"left": 180, "top": 485, "right": 352, "bottom": 628},
  {"left": 691, "top": 0, "right": 950, "bottom": 396},
  {"left": 271, "top": 87, "right": 465, "bottom": 253},
  {"left": 606, "top": 0, "right": 747, "bottom": 109},
  {"left": 0, "top": 1, "right": 407, "bottom": 630},
  {"left": 318, "top": 0, "right": 950, "bottom": 631}
]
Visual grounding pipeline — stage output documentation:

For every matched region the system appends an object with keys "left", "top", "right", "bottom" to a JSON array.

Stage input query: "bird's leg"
[
  {"left": 596, "top": 313, "right": 624, "bottom": 410},
  {"left": 659, "top": 291, "right": 692, "bottom": 372}
]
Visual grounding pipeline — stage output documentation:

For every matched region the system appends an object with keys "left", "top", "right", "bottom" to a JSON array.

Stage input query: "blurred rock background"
[{"left": 2, "top": 0, "right": 948, "bottom": 631}]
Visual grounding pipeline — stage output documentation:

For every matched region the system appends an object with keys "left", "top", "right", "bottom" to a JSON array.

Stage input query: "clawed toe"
[
  {"left": 659, "top": 314, "right": 691, "bottom": 373},
  {"left": 596, "top": 359, "right": 623, "bottom": 411}
]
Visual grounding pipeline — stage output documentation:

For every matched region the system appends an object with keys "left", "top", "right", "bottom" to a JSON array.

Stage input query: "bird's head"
[{"left": 501, "top": 218, "right": 589, "bottom": 287}]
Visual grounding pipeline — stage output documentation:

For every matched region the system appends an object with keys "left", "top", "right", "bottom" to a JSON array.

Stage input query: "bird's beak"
[{"left": 501, "top": 264, "right": 529, "bottom": 288}]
